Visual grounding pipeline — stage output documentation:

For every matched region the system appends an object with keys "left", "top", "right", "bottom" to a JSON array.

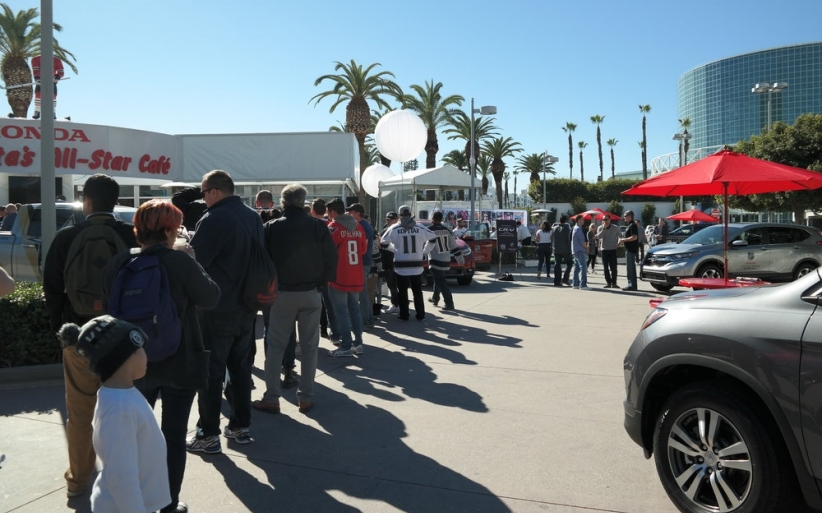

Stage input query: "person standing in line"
[
  {"left": 381, "top": 205, "right": 435, "bottom": 321},
  {"left": 311, "top": 199, "right": 339, "bottom": 341},
  {"left": 619, "top": 210, "right": 640, "bottom": 291},
  {"left": 656, "top": 217, "right": 669, "bottom": 244},
  {"left": 379, "top": 212, "right": 401, "bottom": 314},
  {"left": 551, "top": 215, "right": 573, "bottom": 287},
  {"left": 345, "top": 204, "right": 375, "bottom": 330},
  {"left": 252, "top": 184, "right": 336, "bottom": 415},
  {"left": 186, "top": 170, "right": 262, "bottom": 453},
  {"left": 587, "top": 222, "right": 598, "bottom": 273},
  {"left": 534, "top": 221, "right": 552, "bottom": 280},
  {"left": 58, "top": 316, "right": 170, "bottom": 513},
  {"left": 426, "top": 211, "right": 464, "bottom": 311},
  {"left": 42, "top": 174, "right": 139, "bottom": 498},
  {"left": 516, "top": 220, "right": 532, "bottom": 258},
  {"left": 571, "top": 215, "right": 590, "bottom": 290},
  {"left": 325, "top": 199, "right": 367, "bottom": 357},
  {"left": 103, "top": 200, "right": 220, "bottom": 513},
  {"left": 597, "top": 215, "right": 621, "bottom": 289}
]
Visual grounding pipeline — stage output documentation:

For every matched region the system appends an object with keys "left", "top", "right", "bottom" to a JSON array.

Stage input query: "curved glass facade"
[{"left": 678, "top": 42, "right": 822, "bottom": 150}]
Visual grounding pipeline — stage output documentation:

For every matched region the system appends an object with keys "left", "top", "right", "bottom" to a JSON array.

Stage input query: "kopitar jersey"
[{"left": 381, "top": 220, "right": 436, "bottom": 276}]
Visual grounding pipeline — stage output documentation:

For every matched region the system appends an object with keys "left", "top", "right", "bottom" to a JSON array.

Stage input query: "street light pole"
[
  {"left": 468, "top": 99, "right": 496, "bottom": 235},
  {"left": 672, "top": 131, "right": 692, "bottom": 217},
  {"left": 752, "top": 82, "right": 788, "bottom": 132},
  {"left": 542, "top": 153, "right": 559, "bottom": 211}
]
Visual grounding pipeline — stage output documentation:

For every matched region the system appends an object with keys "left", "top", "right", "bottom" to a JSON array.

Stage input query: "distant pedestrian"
[
  {"left": 636, "top": 219, "right": 646, "bottom": 261},
  {"left": 379, "top": 212, "right": 401, "bottom": 313},
  {"left": 587, "top": 222, "right": 598, "bottom": 273},
  {"left": 597, "top": 215, "right": 621, "bottom": 288},
  {"left": 345, "top": 203, "right": 375, "bottom": 330},
  {"left": 426, "top": 211, "right": 463, "bottom": 311},
  {"left": 656, "top": 218, "right": 669, "bottom": 244},
  {"left": 517, "top": 221, "right": 532, "bottom": 257},
  {"left": 619, "top": 210, "right": 639, "bottom": 291},
  {"left": 534, "top": 221, "right": 552, "bottom": 280},
  {"left": 551, "top": 215, "right": 573, "bottom": 287},
  {"left": 571, "top": 215, "right": 589, "bottom": 290}
]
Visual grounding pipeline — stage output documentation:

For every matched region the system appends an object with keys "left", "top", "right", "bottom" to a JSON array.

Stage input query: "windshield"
[{"left": 681, "top": 224, "right": 741, "bottom": 245}]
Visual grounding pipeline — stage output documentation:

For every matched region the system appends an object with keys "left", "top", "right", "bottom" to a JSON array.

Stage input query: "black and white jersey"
[
  {"left": 426, "top": 222, "right": 460, "bottom": 272},
  {"left": 381, "top": 221, "right": 436, "bottom": 276}
]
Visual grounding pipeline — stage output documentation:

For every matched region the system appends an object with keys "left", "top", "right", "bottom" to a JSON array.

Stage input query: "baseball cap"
[
  {"left": 399, "top": 205, "right": 413, "bottom": 217},
  {"left": 345, "top": 203, "right": 366, "bottom": 215},
  {"left": 385, "top": 211, "right": 398, "bottom": 220}
]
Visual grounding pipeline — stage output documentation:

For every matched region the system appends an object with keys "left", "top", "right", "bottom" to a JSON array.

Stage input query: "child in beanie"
[{"left": 59, "top": 315, "right": 170, "bottom": 512}]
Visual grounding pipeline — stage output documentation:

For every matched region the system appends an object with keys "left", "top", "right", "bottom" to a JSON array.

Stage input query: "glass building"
[{"left": 678, "top": 42, "right": 822, "bottom": 151}]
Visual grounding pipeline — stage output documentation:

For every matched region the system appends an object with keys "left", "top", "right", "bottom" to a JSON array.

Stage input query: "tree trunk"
[
  {"left": 494, "top": 174, "right": 504, "bottom": 208},
  {"left": 425, "top": 129, "right": 438, "bottom": 169}
]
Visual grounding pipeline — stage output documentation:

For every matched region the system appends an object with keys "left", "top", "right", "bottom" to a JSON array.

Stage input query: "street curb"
[{"left": 0, "top": 363, "right": 62, "bottom": 385}]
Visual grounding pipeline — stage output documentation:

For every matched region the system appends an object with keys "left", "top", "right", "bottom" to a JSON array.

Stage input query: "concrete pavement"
[{"left": 0, "top": 264, "right": 679, "bottom": 513}]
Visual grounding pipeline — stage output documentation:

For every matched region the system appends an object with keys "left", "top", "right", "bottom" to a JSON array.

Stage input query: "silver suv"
[{"left": 640, "top": 222, "right": 822, "bottom": 291}]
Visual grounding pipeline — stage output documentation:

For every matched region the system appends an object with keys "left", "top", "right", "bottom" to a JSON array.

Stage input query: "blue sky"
[{"left": 12, "top": 0, "right": 822, "bottom": 189}]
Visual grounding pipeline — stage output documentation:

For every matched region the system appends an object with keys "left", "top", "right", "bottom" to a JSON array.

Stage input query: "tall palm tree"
[
  {"left": 476, "top": 153, "right": 492, "bottom": 196},
  {"left": 577, "top": 141, "right": 588, "bottom": 182},
  {"left": 562, "top": 122, "right": 577, "bottom": 179},
  {"left": 638, "top": 141, "right": 646, "bottom": 175},
  {"left": 441, "top": 149, "right": 467, "bottom": 171},
  {"left": 503, "top": 170, "right": 511, "bottom": 208},
  {"left": 591, "top": 115, "right": 605, "bottom": 181},
  {"left": 310, "top": 60, "right": 401, "bottom": 202},
  {"left": 606, "top": 138, "right": 618, "bottom": 178},
  {"left": 678, "top": 117, "right": 692, "bottom": 165},
  {"left": 400, "top": 80, "right": 463, "bottom": 169},
  {"left": 639, "top": 104, "right": 651, "bottom": 179},
  {"left": 516, "top": 152, "right": 551, "bottom": 184},
  {"left": 444, "top": 110, "right": 498, "bottom": 169},
  {"left": 0, "top": 4, "right": 78, "bottom": 118},
  {"left": 510, "top": 169, "right": 519, "bottom": 207},
  {"left": 482, "top": 136, "right": 522, "bottom": 208}
]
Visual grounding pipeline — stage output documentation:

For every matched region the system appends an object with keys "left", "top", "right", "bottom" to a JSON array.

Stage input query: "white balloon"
[
  {"left": 361, "top": 163, "right": 395, "bottom": 198},
  {"left": 374, "top": 110, "right": 427, "bottom": 163}
]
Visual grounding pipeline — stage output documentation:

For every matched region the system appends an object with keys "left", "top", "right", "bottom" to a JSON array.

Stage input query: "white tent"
[{"left": 377, "top": 164, "right": 474, "bottom": 217}]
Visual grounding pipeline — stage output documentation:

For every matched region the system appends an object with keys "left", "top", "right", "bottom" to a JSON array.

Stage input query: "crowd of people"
[{"left": 33, "top": 171, "right": 465, "bottom": 512}]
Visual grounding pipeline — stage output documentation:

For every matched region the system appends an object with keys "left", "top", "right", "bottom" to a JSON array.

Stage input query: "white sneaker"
[
  {"left": 328, "top": 348, "right": 356, "bottom": 357},
  {"left": 386, "top": 305, "right": 399, "bottom": 314}
]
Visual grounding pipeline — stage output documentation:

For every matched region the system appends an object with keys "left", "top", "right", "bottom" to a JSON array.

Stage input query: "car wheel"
[
  {"left": 651, "top": 283, "right": 674, "bottom": 292},
  {"left": 793, "top": 262, "right": 817, "bottom": 281},
  {"left": 697, "top": 263, "right": 723, "bottom": 280},
  {"left": 456, "top": 275, "right": 473, "bottom": 285},
  {"left": 653, "top": 383, "right": 800, "bottom": 513}
]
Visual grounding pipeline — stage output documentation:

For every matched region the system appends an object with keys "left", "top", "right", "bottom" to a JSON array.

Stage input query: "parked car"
[
  {"left": 0, "top": 202, "right": 137, "bottom": 282},
  {"left": 416, "top": 220, "right": 476, "bottom": 285},
  {"left": 461, "top": 221, "right": 494, "bottom": 270},
  {"left": 664, "top": 223, "right": 712, "bottom": 244},
  {"left": 640, "top": 222, "right": 822, "bottom": 291},
  {"left": 623, "top": 269, "right": 822, "bottom": 513}
]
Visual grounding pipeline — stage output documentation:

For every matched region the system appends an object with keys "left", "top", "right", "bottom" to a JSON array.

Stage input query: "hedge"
[{"left": 0, "top": 281, "right": 61, "bottom": 367}]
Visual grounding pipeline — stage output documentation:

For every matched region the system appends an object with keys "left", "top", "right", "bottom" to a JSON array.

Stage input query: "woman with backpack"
[{"left": 103, "top": 199, "right": 220, "bottom": 513}]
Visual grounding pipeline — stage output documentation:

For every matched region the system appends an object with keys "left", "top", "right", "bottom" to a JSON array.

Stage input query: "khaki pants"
[{"left": 62, "top": 346, "right": 99, "bottom": 493}]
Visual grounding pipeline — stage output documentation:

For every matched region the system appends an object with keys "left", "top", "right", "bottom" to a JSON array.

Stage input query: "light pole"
[
  {"left": 469, "top": 98, "right": 496, "bottom": 235},
  {"left": 672, "top": 131, "right": 692, "bottom": 216},
  {"left": 752, "top": 82, "right": 788, "bottom": 131},
  {"left": 542, "top": 153, "right": 559, "bottom": 210}
]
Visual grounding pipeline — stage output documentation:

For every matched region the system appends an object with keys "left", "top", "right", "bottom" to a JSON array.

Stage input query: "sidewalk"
[{"left": 0, "top": 268, "right": 678, "bottom": 513}]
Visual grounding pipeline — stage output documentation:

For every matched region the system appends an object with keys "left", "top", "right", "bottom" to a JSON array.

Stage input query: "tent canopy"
[{"left": 378, "top": 165, "right": 471, "bottom": 190}]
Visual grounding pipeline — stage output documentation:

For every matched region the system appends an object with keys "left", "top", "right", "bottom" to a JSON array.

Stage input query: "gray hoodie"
[{"left": 333, "top": 213, "right": 359, "bottom": 231}]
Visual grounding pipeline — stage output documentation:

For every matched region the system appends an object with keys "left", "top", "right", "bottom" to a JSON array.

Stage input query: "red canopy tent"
[
  {"left": 666, "top": 210, "right": 720, "bottom": 223},
  {"left": 623, "top": 148, "right": 822, "bottom": 284}
]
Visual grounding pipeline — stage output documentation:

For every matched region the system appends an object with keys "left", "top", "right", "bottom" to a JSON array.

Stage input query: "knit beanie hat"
[{"left": 58, "top": 315, "right": 147, "bottom": 382}]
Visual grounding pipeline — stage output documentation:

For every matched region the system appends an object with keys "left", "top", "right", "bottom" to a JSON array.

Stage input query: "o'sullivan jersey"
[
  {"left": 381, "top": 220, "right": 436, "bottom": 276},
  {"left": 328, "top": 217, "right": 368, "bottom": 292}
]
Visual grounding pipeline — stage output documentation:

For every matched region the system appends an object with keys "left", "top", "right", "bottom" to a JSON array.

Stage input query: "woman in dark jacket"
[{"left": 104, "top": 199, "right": 220, "bottom": 513}]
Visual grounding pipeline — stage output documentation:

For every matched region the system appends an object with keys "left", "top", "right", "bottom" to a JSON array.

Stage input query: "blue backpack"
[{"left": 107, "top": 250, "right": 182, "bottom": 362}]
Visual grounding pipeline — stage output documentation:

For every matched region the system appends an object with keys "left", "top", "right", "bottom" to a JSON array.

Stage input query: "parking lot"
[{"left": 0, "top": 266, "right": 680, "bottom": 513}]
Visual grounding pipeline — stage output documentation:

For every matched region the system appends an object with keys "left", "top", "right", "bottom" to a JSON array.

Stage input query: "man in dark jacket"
[
  {"left": 43, "top": 174, "right": 138, "bottom": 498},
  {"left": 552, "top": 215, "right": 573, "bottom": 287},
  {"left": 187, "top": 170, "right": 263, "bottom": 453},
  {"left": 253, "top": 183, "right": 336, "bottom": 415}
]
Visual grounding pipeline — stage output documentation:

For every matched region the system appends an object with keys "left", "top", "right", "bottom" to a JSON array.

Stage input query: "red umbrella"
[
  {"left": 666, "top": 210, "right": 720, "bottom": 223},
  {"left": 575, "top": 208, "right": 619, "bottom": 221},
  {"left": 623, "top": 148, "right": 822, "bottom": 283}
]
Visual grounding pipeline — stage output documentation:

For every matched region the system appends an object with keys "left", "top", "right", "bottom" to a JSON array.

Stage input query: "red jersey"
[
  {"left": 328, "top": 217, "right": 367, "bottom": 292},
  {"left": 31, "top": 56, "right": 65, "bottom": 80}
]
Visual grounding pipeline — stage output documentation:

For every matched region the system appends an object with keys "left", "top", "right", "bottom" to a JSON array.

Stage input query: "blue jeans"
[
  {"left": 431, "top": 268, "right": 453, "bottom": 307},
  {"left": 573, "top": 250, "right": 588, "bottom": 288},
  {"left": 321, "top": 284, "right": 339, "bottom": 338},
  {"left": 359, "top": 266, "right": 373, "bottom": 326},
  {"left": 328, "top": 287, "right": 363, "bottom": 351},
  {"left": 537, "top": 244, "right": 552, "bottom": 275},
  {"left": 626, "top": 251, "right": 637, "bottom": 288}
]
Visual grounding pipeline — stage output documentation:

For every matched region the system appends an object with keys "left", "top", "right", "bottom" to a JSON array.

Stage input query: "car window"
[
  {"left": 734, "top": 228, "right": 764, "bottom": 245},
  {"left": 681, "top": 225, "right": 734, "bottom": 245},
  {"left": 25, "top": 207, "right": 77, "bottom": 237},
  {"left": 767, "top": 226, "right": 810, "bottom": 244}
]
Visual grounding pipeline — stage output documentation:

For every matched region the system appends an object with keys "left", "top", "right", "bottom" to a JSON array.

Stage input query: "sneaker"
[
  {"left": 363, "top": 323, "right": 375, "bottom": 331},
  {"left": 328, "top": 347, "right": 356, "bottom": 357},
  {"left": 580, "top": 286, "right": 591, "bottom": 291},
  {"left": 354, "top": 344, "right": 364, "bottom": 355},
  {"left": 386, "top": 305, "right": 399, "bottom": 314},
  {"left": 186, "top": 435, "right": 221, "bottom": 454},
  {"left": 441, "top": 304, "right": 455, "bottom": 311},
  {"left": 573, "top": 285, "right": 580, "bottom": 289},
  {"left": 331, "top": 338, "right": 342, "bottom": 347},
  {"left": 223, "top": 426, "right": 253, "bottom": 444},
  {"left": 427, "top": 297, "right": 439, "bottom": 306}
]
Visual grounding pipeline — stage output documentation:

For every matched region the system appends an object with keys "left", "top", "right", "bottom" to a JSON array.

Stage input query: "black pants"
[
  {"left": 431, "top": 268, "right": 453, "bottom": 307},
  {"left": 553, "top": 253, "right": 573, "bottom": 285},
  {"left": 601, "top": 249, "right": 618, "bottom": 286},
  {"left": 588, "top": 251, "right": 597, "bottom": 270},
  {"left": 396, "top": 272, "right": 424, "bottom": 320},
  {"left": 537, "top": 244, "right": 552, "bottom": 275},
  {"left": 384, "top": 265, "right": 399, "bottom": 305},
  {"left": 520, "top": 237, "right": 532, "bottom": 257},
  {"left": 140, "top": 386, "right": 196, "bottom": 509}
]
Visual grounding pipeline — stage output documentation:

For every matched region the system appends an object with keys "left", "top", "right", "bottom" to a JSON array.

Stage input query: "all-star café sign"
[{"left": 0, "top": 119, "right": 181, "bottom": 179}]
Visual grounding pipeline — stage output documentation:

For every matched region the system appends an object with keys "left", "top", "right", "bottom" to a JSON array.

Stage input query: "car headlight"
[
  {"left": 641, "top": 308, "right": 667, "bottom": 330},
  {"left": 655, "top": 251, "right": 699, "bottom": 263}
]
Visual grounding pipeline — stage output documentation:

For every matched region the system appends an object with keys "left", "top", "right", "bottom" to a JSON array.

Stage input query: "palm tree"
[
  {"left": 503, "top": 170, "right": 511, "bottom": 207},
  {"left": 400, "top": 80, "right": 463, "bottom": 169},
  {"left": 577, "top": 141, "right": 588, "bottom": 182},
  {"left": 441, "top": 149, "right": 468, "bottom": 171},
  {"left": 606, "top": 138, "right": 618, "bottom": 178},
  {"left": 562, "top": 122, "right": 577, "bottom": 179},
  {"left": 444, "top": 110, "right": 498, "bottom": 170},
  {"left": 591, "top": 115, "right": 605, "bottom": 181},
  {"left": 510, "top": 169, "right": 519, "bottom": 207},
  {"left": 476, "top": 153, "right": 492, "bottom": 196},
  {"left": 516, "top": 153, "right": 551, "bottom": 184},
  {"left": 678, "top": 117, "right": 692, "bottom": 164},
  {"left": 310, "top": 60, "right": 401, "bottom": 202},
  {"left": 638, "top": 141, "right": 646, "bottom": 175},
  {"left": 482, "top": 136, "right": 522, "bottom": 208},
  {"left": 639, "top": 105, "right": 651, "bottom": 179},
  {"left": 0, "top": 4, "right": 78, "bottom": 118}
]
